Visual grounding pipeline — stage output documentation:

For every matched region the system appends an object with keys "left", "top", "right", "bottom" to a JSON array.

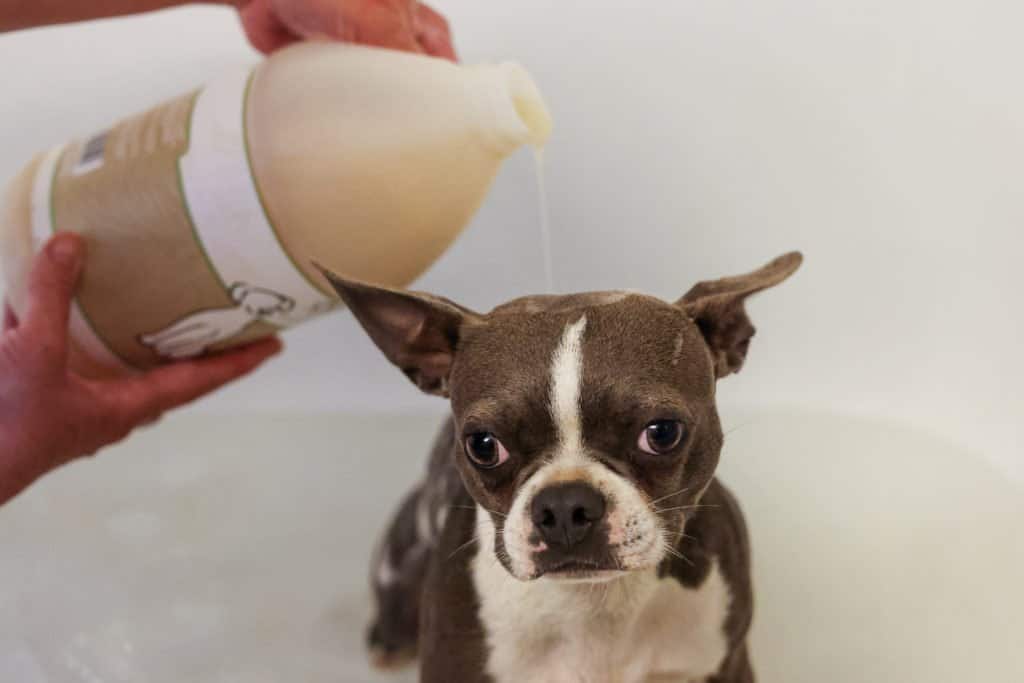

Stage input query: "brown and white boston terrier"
[{"left": 320, "top": 251, "right": 802, "bottom": 683}]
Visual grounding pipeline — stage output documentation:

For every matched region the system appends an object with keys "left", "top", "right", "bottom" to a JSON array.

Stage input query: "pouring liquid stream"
[{"left": 533, "top": 149, "right": 555, "bottom": 293}]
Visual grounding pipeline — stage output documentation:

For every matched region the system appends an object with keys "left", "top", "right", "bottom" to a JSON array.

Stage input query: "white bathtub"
[{"left": 1, "top": 410, "right": 1020, "bottom": 682}]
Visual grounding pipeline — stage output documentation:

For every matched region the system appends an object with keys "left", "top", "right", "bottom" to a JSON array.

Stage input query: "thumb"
[
  {"left": 239, "top": 0, "right": 301, "bottom": 54},
  {"left": 270, "top": 0, "right": 349, "bottom": 41},
  {"left": 414, "top": 4, "right": 456, "bottom": 61},
  {"left": 274, "top": 0, "right": 423, "bottom": 53},
  {"left": 22, "top": 233, "right": 85, "bottom": 362}
]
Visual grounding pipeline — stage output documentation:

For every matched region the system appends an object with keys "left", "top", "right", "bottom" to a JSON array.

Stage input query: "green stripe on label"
[{"left": 46, "top": 147, "right": 63, "bottom": 239}]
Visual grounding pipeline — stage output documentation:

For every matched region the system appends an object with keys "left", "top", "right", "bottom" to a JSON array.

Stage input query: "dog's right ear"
[{"left": 316, "top": 265, "right": 481, "bottom": 397}]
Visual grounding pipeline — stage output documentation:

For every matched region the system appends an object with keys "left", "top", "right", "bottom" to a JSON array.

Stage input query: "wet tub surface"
[{"left": 1, "top": 411, "right": 1021, "bottom": 682}]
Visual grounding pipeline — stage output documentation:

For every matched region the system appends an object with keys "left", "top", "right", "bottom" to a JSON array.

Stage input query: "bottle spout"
[
  {"left": 477, "top": 62, "right": 553, "bottom": 152},
  {"left": 502, "top": 63, "right": 553, "bottom": 149}
]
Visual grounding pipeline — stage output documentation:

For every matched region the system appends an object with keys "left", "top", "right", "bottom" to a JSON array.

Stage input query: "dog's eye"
[
  {"left": 464, "top": 432, "right": 510, "bottom": 469},
  {"left": 638, "top": 420, "right": 685, "bottom": 455}
]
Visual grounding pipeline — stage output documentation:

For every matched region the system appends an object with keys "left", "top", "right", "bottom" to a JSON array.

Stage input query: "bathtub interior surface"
[{"left": 0, "top": 410, "right": 1021, "bottom": 683}]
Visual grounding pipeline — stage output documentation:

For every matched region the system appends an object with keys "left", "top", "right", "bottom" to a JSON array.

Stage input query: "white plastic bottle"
[{"left": 0, "top": 42, "right": 551, "bottom": 376}]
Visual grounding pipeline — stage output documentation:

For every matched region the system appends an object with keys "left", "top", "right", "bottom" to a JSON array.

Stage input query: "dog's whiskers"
[
  {"left": 653, "top": 503, "right": 719, "bottom": 515},
  {"left": 447, "top": 535, "right": 480, "bottom": 561},
  {"left": 723, "top": 419, "right": 760, "bottom": 437},
  {"left": 450, "top": 504, "right": 507, "bottom": 518},
  {"left": 648, "top": 487, "right": 691, "bottom": 507},
  {"left": 660, "top": 542, "right": 694, "bottom": 567}
]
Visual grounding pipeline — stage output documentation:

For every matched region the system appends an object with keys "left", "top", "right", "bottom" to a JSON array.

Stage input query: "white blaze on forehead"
[
  {"left": 498, "top": 313, "right": 668, "bottom": 581},
  {"left": 549, "top": 316, "right": 588, "bottom": 454}
]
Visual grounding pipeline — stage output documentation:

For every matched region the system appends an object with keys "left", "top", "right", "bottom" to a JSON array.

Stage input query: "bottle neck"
[{"left": 466, "top": 63, "right": 552, "bottom": 156}]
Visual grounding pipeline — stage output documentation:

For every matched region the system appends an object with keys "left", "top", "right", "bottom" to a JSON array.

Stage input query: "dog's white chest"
[{"left": 471, "top": 551, "right": 732, "bottom": 683}]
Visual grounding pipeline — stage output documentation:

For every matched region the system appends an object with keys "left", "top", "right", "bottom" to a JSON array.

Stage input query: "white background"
[{"left": 1, "top": 1, "right": 1021, "bottom": 482}]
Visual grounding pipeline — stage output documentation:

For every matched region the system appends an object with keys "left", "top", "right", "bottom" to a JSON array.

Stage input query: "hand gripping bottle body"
[{"left": 0, "top": 42, "right": 552, "bottom": 376}]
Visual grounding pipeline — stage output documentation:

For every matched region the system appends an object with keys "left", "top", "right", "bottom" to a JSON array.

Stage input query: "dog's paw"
[
  {"left": 369, "top": 644, "right": 417, "bottom": 672},
  {"left": 367, "top": 622, "right": 417, "bottom": 672}
]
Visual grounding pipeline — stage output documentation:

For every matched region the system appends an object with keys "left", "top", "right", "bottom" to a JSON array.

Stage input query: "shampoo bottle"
[{"left": 0, "top": 42, "right": 551, "bottom": 376}]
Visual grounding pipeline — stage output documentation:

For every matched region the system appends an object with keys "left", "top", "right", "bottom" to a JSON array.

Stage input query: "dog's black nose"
[{"left": 531, "top": 483, "right": 606, "bottom": 550}]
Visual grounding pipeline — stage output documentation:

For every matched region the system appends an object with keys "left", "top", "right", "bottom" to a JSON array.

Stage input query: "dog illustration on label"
[{"left": 139, "top": 282, "right": 324, "bottom": 360}]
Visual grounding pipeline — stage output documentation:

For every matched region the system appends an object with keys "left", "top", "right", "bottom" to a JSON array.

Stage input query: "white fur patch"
[
  {"left": 374, "top": 544, "right": 397, "bottom": 587},
  {"left": 434, "top": 505, "right": 448, "bottom": 533},
  {"left": 416, "top": 496, "right": 433, "bottom": 542},
  {"left": 500, "top": 314, "right": 666, "bottom": 580},
  {"left": 550, "top": 315, "right": 588, "bottom": 455},
  {"left": 473, "top": 507, "right": 731, "bottom": 683}
]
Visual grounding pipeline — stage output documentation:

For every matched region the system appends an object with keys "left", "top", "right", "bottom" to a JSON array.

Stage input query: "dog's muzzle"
[{"left": 528, "top": 482, "right": 615, "bottom": 577}]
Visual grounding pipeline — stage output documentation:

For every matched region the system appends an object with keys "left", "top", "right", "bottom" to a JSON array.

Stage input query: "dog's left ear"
[
  {"left": 316, "top": 265, "right": 482, "bottom": 397},
  {"left": 677, "top": 252, "right": 802, "bottom": 378}
]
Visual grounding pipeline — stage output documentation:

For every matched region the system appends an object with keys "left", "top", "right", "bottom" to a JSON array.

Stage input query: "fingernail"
[{"left": 47, "top": 234, "right": 82, "bottom": 269}]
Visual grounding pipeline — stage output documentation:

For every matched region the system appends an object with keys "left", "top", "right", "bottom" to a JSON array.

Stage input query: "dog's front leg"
[
  {"left": 418, "top": 493, "right": 492, "bottom": 683},
  {"left": 418, "top": 584, "right": 491, "bottom": 683},
  {"left": 705, "top": 643, "right": 754, "bottom": 683}
]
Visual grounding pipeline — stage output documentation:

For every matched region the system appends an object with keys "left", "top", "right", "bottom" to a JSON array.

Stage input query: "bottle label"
[{"left": 31, "top": 67, "right": 336, "bottom": 371}]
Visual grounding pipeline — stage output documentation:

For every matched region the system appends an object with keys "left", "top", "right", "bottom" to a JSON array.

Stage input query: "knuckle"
[
  {"left": 431, "top": 9, "right": 450, "bottom": 31},
  {"left": 92, "top": 407, "right": 126, "bottom": 437},
  {"left": 88, "top": 392, "right": 143, "bottom": 440},
  {"left": 5, "top": 347, "right": 60, "bottom": 385}
]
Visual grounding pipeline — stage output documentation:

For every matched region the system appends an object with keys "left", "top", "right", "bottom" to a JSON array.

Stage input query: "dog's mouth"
[{"left": 537, "top": 559, "right": 626, "bottom": 582}]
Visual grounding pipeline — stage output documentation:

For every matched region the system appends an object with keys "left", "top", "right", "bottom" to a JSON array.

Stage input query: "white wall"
[{"left": 1, "top": 1, "right": 1021, "bottom": 481}]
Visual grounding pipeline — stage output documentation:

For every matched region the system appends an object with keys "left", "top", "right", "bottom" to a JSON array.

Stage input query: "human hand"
[
  {"left": 0, "top": 233, "right": 282, "bottom": 505},
  {"left": 234, "top": 0, "right": 456, "bottom": 59}
]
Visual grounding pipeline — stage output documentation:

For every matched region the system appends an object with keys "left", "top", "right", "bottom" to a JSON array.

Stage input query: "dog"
[{"left": 320, "top": 251, "right": 802, "bottom": 683}]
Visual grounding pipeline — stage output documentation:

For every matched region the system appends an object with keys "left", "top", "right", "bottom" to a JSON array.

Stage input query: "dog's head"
[{"left": 322, "top": 253, "right": 801, "bottom": 582}]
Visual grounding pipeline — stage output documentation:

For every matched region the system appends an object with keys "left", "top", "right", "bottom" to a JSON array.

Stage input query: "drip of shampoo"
[{"left": 533, "top": 149, "right": 555, "bottom": 294}]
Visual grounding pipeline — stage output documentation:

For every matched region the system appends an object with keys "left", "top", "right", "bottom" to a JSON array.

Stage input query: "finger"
[
  {"left": 22, "top": 233, "right": 85, "bottom": 364},
  {"left": 3, "top": 303, "right": 18, "bottom": 332},
  {"left": 108, "top": 338, "right": 283, "bottom": 423},
  {"left": 271, "top": 0, "right": 422, "bottom": 54},
  {"left": 239, "top": 0, "right": 302, "bottom": 54},
  {"left": 354, "top": 1, "right": 422, "bottom": 54},
  {"left": 414, "top": 4, "right": 457, "bottom": 61},
  {"left": 269, "top": 0, "right": 355, "bottom": 43}
]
